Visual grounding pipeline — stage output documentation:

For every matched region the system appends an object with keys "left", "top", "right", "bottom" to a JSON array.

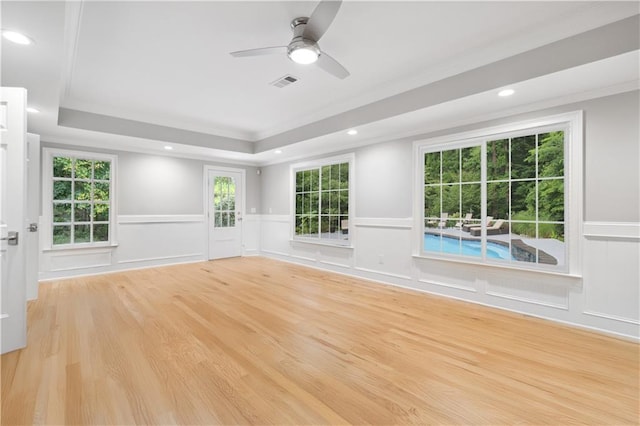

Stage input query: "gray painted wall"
[
  {"left": 41, "top": 143, "right": 262, "bottom": 216},
  {"left": 259, "top": 90, "right": 639, "bottom": 222}
]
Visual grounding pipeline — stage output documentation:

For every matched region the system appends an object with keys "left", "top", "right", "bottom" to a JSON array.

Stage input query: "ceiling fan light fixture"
[{"left": 287, "top": 41, "right": 320, "bottom": 65}]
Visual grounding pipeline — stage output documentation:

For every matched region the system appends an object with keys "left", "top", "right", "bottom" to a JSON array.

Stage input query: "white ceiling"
[{"left": 1, "top": 1, "right": 639, "bottom": 165}]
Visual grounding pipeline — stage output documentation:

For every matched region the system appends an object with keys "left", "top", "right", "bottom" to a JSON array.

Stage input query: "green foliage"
[
  {"left": 295, "top": 163, "right": 349, "bottom": 236},
  {"left": 51, "top": 156, "right": 112, "bottom": 245},
  {"left": 425, "top": 131, "right": 565, "bottom": 241}
]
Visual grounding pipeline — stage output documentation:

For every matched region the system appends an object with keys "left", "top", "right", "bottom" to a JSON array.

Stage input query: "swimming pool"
[{"left": 424, "top": 233, "right": 513, "bottom": 260}]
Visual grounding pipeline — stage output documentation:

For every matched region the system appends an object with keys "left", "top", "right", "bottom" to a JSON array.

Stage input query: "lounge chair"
[
  {"left": 428, "top": 212, "right": 448, "bottom": 228},
  {"left": 470, "top": 219, "right": 506, "bottom": 236},
  {"left": 455, "top": 213, "right": 473, "bottom": 229},
  {"left": 462, "top": 216, "right": 493, "bottom": 232}
]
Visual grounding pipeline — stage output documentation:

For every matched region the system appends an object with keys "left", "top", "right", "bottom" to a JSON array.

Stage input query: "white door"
[
  {"left": 207, "top": 168, "right": 244, "bottom": 259},
  {"left": 26, "top": 133, "right": 40, "bottom": 301},
  {"left": 1, "top": 88, "right": 28, "bottom": 354}
]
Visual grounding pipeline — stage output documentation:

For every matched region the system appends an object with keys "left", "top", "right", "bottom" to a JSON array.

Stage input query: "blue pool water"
[{"left": 424, "top": 233, "right": 513, "bottom": 260}]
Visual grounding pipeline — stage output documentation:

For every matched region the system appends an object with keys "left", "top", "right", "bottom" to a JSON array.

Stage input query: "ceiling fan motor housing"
[{"left": 287, "top": 17, "right": 321, "bottom": 64}]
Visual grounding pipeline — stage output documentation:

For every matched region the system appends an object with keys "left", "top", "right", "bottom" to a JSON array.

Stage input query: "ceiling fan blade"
[
  {"left": 230, "top": 46, "right": 287, "bottom": 57},
  {"left": 316, "top": 51, "right": 350, "bottom": 79},
  {"left": 303, "top": 0, "right": 342, "bottom": 41}
]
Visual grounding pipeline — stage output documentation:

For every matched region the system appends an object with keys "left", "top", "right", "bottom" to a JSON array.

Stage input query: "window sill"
[
  {"left": 290, "top": 238, "right": 353, "bottom": 249},
  {"left": 43, "top": 243, "right": 118, "bottom": 253},
  {"left": 412, "top": 253, "right": 582, "bottom": 279}
]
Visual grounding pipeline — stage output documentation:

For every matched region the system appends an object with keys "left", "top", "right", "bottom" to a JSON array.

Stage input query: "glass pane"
[
  {"left": 339, "top": 216, "right": 349, "bottom": 238},
  {"left": 424, "top": 186, "right": 441, "bottom": 224},
  {"left": 339, "top": 191, "right": 349, "bottom": 215},
  {"left": 441, "top": 149, "right": 460, "bottom": 184},
  {"left": 53, "top": 181, "right": 72, "bottom": 200},
  {"left": 94, "top": 161, "right": 111, "bottom": 180},
  {"left": 330, "top": 164, "right": 340, "bottom": 190},
  {"left": 229, "top": 213, "right": 236, "bottom": 227},
  {"left": 53, "top": 157, "right": 72, "bottom": 178},
  {"left": 74, "top": 225, "right": 91, "bottom": 243},
  {"left": 222, "top": 213, "right": 228, "bottom": 227},
  {"left": 538, "top": 131, "right": 564, "bottom": 178},
  {"left": 512, "top": 221, "right": 536, "bottom": 238},
  {"left": 74, "top": 203, "right": 91, "bottom": 222},
  {"left": 309, "top": 192, "right": 319, "bottom": 214},
  {"left": 310, "top": 169, "right": 319, "bottom": 192},
  {"left": 321, "top": 165, "right": 331, "bottom": 190},
  {"left": 93, "top": 224, "right": 109, "bottom": 242},
  {"left": 296, "top": 193, "right": 304, "bottom": 214},
  {"left": 93, "top": 203, "right": 110, "bottom": 221},
  {"left": 424, "top": 232, "right": 442, "bottom": 253},
  {"left": 487, "top": 181, "right": 508, "bottom": 221},
  {"left": 295, "top": 216, "right": 304, "bottom": 236},
  {"left": 461, "top": 184, "right": 481, "bottom": 221},
  {"left": 320, "top": 191, "right": 329, "bottom": 214},
  {"left": 296, "top": 170, "right": 304, "bottom": 193},
  {"left": 486, "top": 139, "right": 509, "bottom": 181},
  {"left": 53, "top": 225, "right": 71, "bottom": 245},
  {"left": 214, "top": 193, "right": 222, "bottom": 210},
  {"left": 461, "top": 146, "right": 481, "bottom": 182},
  {"left": 329, "top": 191, "right": 339, "bottom": 214},
  {"left": 441, "top": 184, "right": 460, "bottom": 224},
  {"left": 215, "top": 212, "right": 222, "bottom": 227},
  {"left": 320, "top": 216, "right": 331, "bottom": 235},
  {"left": 75, "top": 159, "right": 92, "bottom": 179},
  {"left": 511, "top": 135, "right": 536, "bottom": 179},
  {"left": 304, "top": 170, "right": 312, "bottom": 192},
  {"left": 485, "top": 237, "right": 513, "bottom": 262},
  {"left": 93, "top": 182, "right": 110, "bottom": 202},
  {"left": 53, "top": 203, "right": 71, "bottom": 223},
  {"left": 308, "top": 216, "right": 319, "bottom": 236},
  {"left": 424, "top": 152, "right": 441, "bottom": 185},
  {"left": 511, "top": 235, "right": 537, "bottom": 264},
  {"left": 537, "top": 223, "right": 564, "bottom": 266},
  {"left": 538, "top": 179, "right": 564, "bottom": 221},
  {"left": 228, "top": 179, "right": 236, "bottom": 211},
  {"left": 339, "top": 163, "right": 349, "bottom": 190},
  {"left": 74, "top": 181, "right": 91, "bottom": 201},
  {"left": 511, "top": 181, "right": 536, "bottom": 220}
]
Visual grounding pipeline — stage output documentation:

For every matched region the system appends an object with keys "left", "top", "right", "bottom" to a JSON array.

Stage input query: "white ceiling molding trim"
[
  {"left": 59, "top": 0, "right": 84, "bottom": 103},
  {"left": 57, "top": 108, "right": 254, "bottom": 153},
  {"left": 254, "top": 14, "right": 640, "bottom": 153}
]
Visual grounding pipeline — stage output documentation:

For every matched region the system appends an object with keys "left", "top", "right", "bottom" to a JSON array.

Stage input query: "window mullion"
[{"left": 480, "top": 141, "right": 487, "bottom": 261}]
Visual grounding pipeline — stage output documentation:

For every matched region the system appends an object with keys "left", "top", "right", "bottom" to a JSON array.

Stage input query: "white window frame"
[
  {"left": 42, "top": 148, "right": 118, "bottom": 250},
  {"left": 413, "top": 111, "right": 583, "bottom": 276},
  {"left": 290, "top": 153, "right": 355, "bottom": 247}
]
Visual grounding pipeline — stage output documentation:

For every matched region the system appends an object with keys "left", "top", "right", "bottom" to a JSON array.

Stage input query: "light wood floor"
[{"left": 2, "top": 257, "right": 638, "bottom": 425}]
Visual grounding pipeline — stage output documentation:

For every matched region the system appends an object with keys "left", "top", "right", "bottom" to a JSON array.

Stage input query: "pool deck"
[{"left": 426, "top": 226, "right": 565, "bottom": 265}]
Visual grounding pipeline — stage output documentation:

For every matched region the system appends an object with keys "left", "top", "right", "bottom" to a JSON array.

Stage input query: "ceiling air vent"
[{"left": 270, "top": 74, "right": 299, "bottom": 88}]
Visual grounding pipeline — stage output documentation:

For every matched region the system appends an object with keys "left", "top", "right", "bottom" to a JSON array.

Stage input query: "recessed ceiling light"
[
  {"left": 2, "top": 30, "right": 33, "bottom": 45},
  {"left": 498, "top": 89, "right": 515, "bottom": 97},
  {"left": 274, "top": 149, "right": 282, "bottom": 154},
  {"left": 347, "top": 129, "right": 358, "bottom": 136},
  {"left": 164, "top": 146, "right": 173, "bottom": 150},
  {"left": 26, "top": 107, "right": 39, "bottom": 113}
]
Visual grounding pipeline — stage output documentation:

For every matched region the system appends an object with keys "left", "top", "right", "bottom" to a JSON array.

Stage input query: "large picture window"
[
  {"left": 44, "top": 149, "right": 116, "bottom": 248},
  {"left": 292, "top": 156, "right": 352, "bottom": 245},
  {"left": 418, "top": 112, "right": 582, "bottom": 274}
]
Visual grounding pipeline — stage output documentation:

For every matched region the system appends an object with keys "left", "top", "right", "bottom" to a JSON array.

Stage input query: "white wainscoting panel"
[
  {"left": 40, "top": 215, "right": 207, "bottom": 280},
  {"left": 354, "top": 220, "right": 413, "bottom": 280},
  {"left": 583, "top": 236, "right": 639, "bottom": 325},
  {"left": 259, "top": 215, "right": 639, "bottom": 339},
  {"left": 242, "top": 214, "right": 261, "bottom": 256}
]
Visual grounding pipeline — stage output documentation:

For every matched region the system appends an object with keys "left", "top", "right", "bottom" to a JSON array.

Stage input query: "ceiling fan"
[{"left": 230, "top": 0, "right": 350, "bottom": 79}]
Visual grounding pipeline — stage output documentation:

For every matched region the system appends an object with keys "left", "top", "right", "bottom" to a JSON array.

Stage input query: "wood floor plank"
[{"left": 2, "top": 257, "right": 638, "bottom": 425}]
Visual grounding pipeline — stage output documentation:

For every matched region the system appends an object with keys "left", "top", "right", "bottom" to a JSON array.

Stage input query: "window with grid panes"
[
  {"left": 293, "top": 161, "right": 350, "bottom": 244},
  {"left": 49, "top": 152, "right": 114, "bottom": 247}
]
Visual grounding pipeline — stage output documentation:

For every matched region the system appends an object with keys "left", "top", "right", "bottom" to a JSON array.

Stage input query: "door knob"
[{"left": 0, "top": 231, "right": 18, "bottom": 246}]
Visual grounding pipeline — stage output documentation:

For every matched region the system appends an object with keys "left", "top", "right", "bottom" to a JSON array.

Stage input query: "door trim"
[{"left": 203, "top": 165, "right": 246, "bottom": 260}]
